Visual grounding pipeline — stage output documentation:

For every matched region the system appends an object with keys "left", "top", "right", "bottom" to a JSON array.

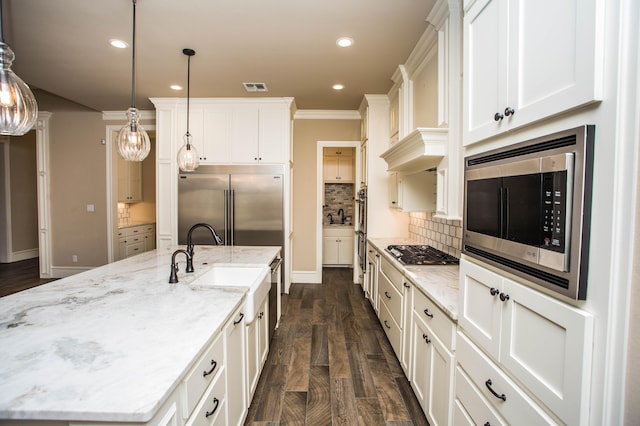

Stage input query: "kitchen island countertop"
[
  {"left": 0, "top": 245, "right": 280, "bottom": 423},
  {"left": 368, "top": 238, "right": 459, "bottom": 320}
]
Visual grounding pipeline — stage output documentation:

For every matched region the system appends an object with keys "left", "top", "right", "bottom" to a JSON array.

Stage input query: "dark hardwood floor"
[
  {"left": 0, "top": 257, "right": 56, "bottom": 297},
  {"left": 245, "top": 267, "right": 429, "bottom": 426}
]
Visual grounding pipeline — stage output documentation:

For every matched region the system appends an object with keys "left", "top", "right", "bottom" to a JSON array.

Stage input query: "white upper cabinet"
[{"left": 463, "top": 0, "right": 603, "bottom": 145}]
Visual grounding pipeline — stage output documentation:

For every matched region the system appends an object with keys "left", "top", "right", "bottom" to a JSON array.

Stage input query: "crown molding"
[{"left": 293, "top": 110, "right": 361, "bottom": 120}]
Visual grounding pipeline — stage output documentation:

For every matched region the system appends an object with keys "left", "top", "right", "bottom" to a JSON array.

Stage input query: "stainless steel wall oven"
[
  {"left": 463, "top": 125, "right": 595, "bottom": 300},
  {"left": 355, "top": 186, "right": 367, "bottom": 272}
]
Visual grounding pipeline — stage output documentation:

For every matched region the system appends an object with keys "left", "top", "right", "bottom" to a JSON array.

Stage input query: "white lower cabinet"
[
  {"left": 225, "top": 307, "right": 247, "bottom": 426},
  {"left": 117, "top": 223, "right": 156, "bottom": 260},
  {"left": 366, "top": 245, "right": 380, "bottom": 313},
  {"left": 322, "top": 227, "right": 354, "bottom": 266},
  {"left": 246, "top": 294, "right": 269, "bottom": 402},
  {"left": 377, "top": 256, "right": 405, "bottom": 358},
  {"left": 411, "top": 287, "right": 455, "bottom": 426},
  {"left": 458, "top": 258, "right": 594, "bottom": 425}
]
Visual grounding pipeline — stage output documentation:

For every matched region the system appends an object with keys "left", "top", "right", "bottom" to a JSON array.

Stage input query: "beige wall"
[
  {"left": 292, "top": 118, "right": 360, "bottom": 271},
  {"left": 9, "top": 131, "right": 38, "bottom": 252},
  {"left": 49, "top": 111, "right": 109, "bottom": 267}
]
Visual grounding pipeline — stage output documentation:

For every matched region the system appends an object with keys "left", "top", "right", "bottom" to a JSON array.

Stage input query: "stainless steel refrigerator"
[{"left": 178, "top": 164, "right": 284, "bottom": 249}]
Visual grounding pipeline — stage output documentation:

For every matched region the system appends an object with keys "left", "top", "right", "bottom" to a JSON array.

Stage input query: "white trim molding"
[
  {"left": 294, "top": 110, "right": 361, "bottom": 120},
  {"left": 35, "top": 112, "right": 52, "bottom": 278}
]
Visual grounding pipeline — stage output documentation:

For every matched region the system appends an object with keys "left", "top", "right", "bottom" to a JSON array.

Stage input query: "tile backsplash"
[
  {"left": 323, "top": 183, "right": 355, "bottom": 225},
  {"left": 118, "top": 203, "right": 131, "bottom": 227},
  {"left": 408, "top": 212, "right": 462, "bottom": 258}
]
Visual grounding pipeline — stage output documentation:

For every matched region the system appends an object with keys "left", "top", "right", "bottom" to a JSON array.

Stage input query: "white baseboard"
[
  {"left": 291, "top": 270, "right": 322, "bottom": 284},
  {"left": 7, "top": 248, "right": 39, "bottom": 262},
  {"left": 50, "top": 266, "right": 93, "bottom": 279}
]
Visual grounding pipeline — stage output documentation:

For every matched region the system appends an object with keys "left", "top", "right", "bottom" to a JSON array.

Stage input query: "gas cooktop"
[{"left": 386, "top": 245, "right": 459, "bottom": 265}]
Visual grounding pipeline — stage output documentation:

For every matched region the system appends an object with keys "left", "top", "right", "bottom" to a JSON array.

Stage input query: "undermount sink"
[{"left": 190, "top": 266, "right": 270, "bottom": 323}]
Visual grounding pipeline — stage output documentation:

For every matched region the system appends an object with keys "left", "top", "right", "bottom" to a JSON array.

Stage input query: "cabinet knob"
[
  {"left": 504, "top": 106, "right": 515, "bottom": 117},
  {"left": 494, "top": 112, "right": 504, "bottom": 121},
  {"left": 490, "top": 287, "right": 500, "bottom": 296},
  {"left": 499, "top": 292, "right": 510, "bottom": 302}
]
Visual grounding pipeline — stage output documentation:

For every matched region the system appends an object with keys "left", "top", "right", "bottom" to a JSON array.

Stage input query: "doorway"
[{"left": 316, "top": 141, "right": 360, "bottom": 284}]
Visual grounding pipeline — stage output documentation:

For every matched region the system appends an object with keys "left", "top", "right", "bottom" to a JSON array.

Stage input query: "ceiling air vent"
[{"left": 243, "top": 82, "right": 269, "bottom": 92}]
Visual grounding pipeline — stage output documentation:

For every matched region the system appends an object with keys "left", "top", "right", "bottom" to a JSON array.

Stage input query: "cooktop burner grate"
[{"left": 387, "top": 245, "right": 459, "bottom": 265}]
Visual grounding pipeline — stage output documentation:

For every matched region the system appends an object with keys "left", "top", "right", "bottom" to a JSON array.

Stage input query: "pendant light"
[
  {"left": 0, "top": 0, "right": 38, "bottom": 136},
  {"left": 116, "top": 0, "right": 150, "bottom": 162},
  {"left": 176, "top": 48, "right": 200, "bottom": 172}
]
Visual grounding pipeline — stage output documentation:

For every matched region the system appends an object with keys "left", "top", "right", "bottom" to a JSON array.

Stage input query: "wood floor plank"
[
  {"left": 356, "top": 397, "right": 386, "bottom": 426},
  {"left": 330, "top": 377, "right": 359, "bottom": 425},
  {"left": 307, "top": 365, "right": 332, "bottom": 426},
  {"left": 377, "top": 329, "right": 406, "bottom": 378},
  {"left": 328, "top": 318, "right": 351, "bottom": 379},
  {"left": 286, "top": 337, "right": 311, "bottom": 391},
  {"left": 251, "top": 364, "right": 288, "bottom": 422},
  {"left": 346, "top": 341, "right": 378, "bottom": 398},
  {"left": 395, "top": 376, "right": 429, "bottom": 426},
  {"left": 279, "top": 391, "right": 307, "bottom": 425},
  {"left": 311, "top": 324, "right": 329, "bottom": 366},
  {"left": 367, "top": 353, "right": 411, "bottom": 422}
]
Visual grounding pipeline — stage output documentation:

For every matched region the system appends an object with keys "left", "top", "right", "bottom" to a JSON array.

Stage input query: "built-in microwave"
[{"left": 463, "top": 125, "right": 595, "bottom": 300}]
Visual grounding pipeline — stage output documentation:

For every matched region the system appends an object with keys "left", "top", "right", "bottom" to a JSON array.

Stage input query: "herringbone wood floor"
[{"left": 245, "top": 267, "right": 429, "bottom": 425}]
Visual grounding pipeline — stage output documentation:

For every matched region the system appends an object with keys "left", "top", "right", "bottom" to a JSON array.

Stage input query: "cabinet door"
[
  {"left": 458, "top": 259, "right": 503, "bottom": 360},
  {"left": 322, "top": 237, "right": 339, "bottom": 264},
  {"left": 323, "top": 156, "right": 341, "bottom": 181},
  {"left": 499, "top": 278, "right": 593, "bottom": 425},
  {"left": 505, "top": 0, "right": 602, "bottom": 134},
  {"left": 463, "top": 0, "right": 507, "bottom": 145},
  {"left": 117, "top": 237, "right": 127, "bottom": 261},
  {"left": 258, "top": 106, "right": 287, "bottom": 163},
  {"left": 337, "top": 235, "right": 354, "bottom": 265},
  {"left": 230, "top": 105, "right": 260, "bottom": 163},
  {"left": 201, "top": 107, "right": 231, "bottom": 163},
  {"left": 225, "top": 308, "right": 247, "bottom": 426}
]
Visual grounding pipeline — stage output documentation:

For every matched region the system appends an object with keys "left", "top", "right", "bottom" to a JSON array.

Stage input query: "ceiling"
[{"left": 5, "top": 0, "right": 435, "bottom": 112}]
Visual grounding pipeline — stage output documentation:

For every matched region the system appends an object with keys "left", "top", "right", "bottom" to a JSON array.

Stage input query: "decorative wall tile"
[
  {"left": 323, "top": 183, "right": 355, "bottom": 225},
  {"left": 408, "top": 212, "right": 462, "bottom": 258}
]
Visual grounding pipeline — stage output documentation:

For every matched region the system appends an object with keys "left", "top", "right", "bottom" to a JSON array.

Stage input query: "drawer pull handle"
[
  {"left": 203, "top": 360, "right": 218, "bottom": 377},
  {"left": 233, "top": 313, "right": 245, "bottom": 325},
  {"left": 403, "top": 282, "right": 410, "bottom": 288},
  {"left": 484, "top": 423, "right": 491, "bottom": 426},
  {"left": 422, "top": 333, "right": 431, "bottom": 344},
  {"left": 499, "top": 292, "right": 510, "bottom": 302},
  {"left": 485, "top": 379, "right": 507, "bottom": 401},
  {"left": 205, "top": 397, "right": 220, "bottom": 418},
  {"left": 383, "top": 320, "right": 391, "bottom": 329},
  {"left": 423, "top": 309, "right": 434, "bottom": 319},
  {"left": 384, "top": 291, "right": 391, "bottom": 299},
  {"left": 490, "top": 287, "right": 500, "bottom": 296}
]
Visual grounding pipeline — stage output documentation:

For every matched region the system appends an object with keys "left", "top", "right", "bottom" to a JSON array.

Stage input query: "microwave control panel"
[{"left": 542, "top": 171, "right": 567, "bottom": 251}]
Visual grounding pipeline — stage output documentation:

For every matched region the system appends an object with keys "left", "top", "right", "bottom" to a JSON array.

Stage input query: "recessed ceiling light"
[
  {"left": 170, "top": 85, "right": 183, "bottom": 91},
  {"left": 336, "top": 37, "right": 354, "bottom": 48},
  {"left": 333, "top": 84, "right": 344, "bottom": 91},
  {"left": 109, "top": 39, "right": 128, "bottom": 49}
]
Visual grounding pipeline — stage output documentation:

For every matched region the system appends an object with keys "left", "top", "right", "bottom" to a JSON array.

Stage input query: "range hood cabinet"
[{"left": 380, "top": 128, "right": 448, "bottom": 173}]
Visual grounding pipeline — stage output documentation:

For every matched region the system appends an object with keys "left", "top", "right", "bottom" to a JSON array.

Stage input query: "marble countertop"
[
  {"left": 0, "top": 245, "right": 280, "bottom": 422},
  {"left": 368, "top": 238, "right": 460, "bottom": 320}
]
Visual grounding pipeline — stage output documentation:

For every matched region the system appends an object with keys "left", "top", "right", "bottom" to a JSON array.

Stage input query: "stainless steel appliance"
[
  {"left": 269, "top": 257, "right": 282, "bottom": 341},
  {"left": 463, "top": 125, "right": 595, "bottom": 300},
  {"left": 355, "top": 186, "right": 367, "bottom": 272},
  {"left": 387, "top": 245, "right": 459, "bottom": 265},
  {"left": 178, "top": 164, "right": 284, "bottom": 248}
]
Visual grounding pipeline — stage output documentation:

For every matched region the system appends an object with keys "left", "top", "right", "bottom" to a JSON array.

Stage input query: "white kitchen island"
[{"left": 0, "top": 245, "right": 280, "bottom": 425}]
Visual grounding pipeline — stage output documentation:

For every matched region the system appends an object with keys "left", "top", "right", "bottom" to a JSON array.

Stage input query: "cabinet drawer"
[
  {"left": 185, "top": 367, "right": 226, "bottom": 426},
  {"left": 379, "top": 300, "right": 401, "bottom": 357},
  {"left": 378, "top": 272, "right": 402, "bottom": 326},
  {"left": 183, "top": 334, "right": 225, "bottom": 418},
  {"left": 413, "top": 286, "right": 456, "bottom": 351},
  {"left": 125, "top": 241, "right": 145, "bottom": 257},
  {"left": 125, "top": 225, "right": 145, "bottom": 236},
  {"left": 454, "top": 367, "right": 506, "bottom": 426},
  {"left": 380, "top": 256, "right": 403, "bottom": 292},
  {"left": 457, "top": 332, "right": 558, "bottom": 425}
]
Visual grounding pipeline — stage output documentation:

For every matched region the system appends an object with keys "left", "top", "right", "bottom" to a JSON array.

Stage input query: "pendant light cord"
[
  {"left": 131, "top": 0, "right": 137, "bottom": 109},
  {"left": 186, "top": 54, "right": 191, "bottom": 135}
]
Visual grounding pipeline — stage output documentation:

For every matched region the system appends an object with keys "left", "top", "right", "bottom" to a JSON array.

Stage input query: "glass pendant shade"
[
  {"left": 0, "top": 42, "right": 38, "bottom": 136},
  {"left": 116, "top": 107, "right": 150, "bottom": 161},
  {"left": 177, "top": 132, "right": 200, "bottom": 171}
]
